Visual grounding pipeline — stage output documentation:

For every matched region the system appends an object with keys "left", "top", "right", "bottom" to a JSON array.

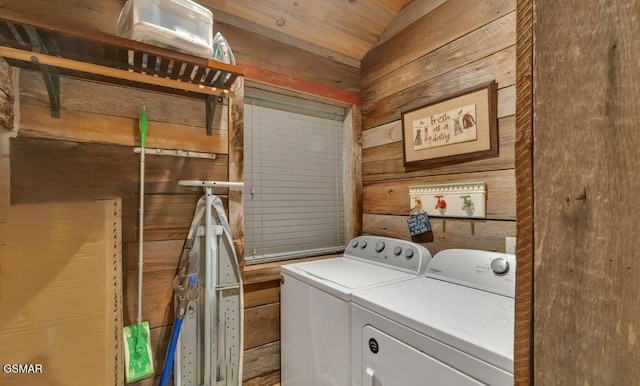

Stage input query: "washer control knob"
[
  {"left": 393, "top": 246, "right": 403, "bottom": 256},
  {"left": 375, "top": 241, "right": 385, "bottom": 252},
  {"left": 351, "top": 240, "right": 359, "bottom": 248},
  {"left": 491, "top": 258, "right": 510, "bottom": 275},
  {"left": 405, "top": 249, "right": 414, "bottom": 259},
  {"left": 360, "top": 240, "right": 368, "bottom": 249}
]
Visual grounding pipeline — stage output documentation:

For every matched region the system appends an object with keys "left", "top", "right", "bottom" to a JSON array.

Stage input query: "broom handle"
[
  {"left": 159, "top": 316, "right": 183, "bottom": 386},
  {"left": 138, "top": 106, "right": 147, "bottom": 324},
  {"left": 138, "top": 149, "right": 144, "bottom": 324}
]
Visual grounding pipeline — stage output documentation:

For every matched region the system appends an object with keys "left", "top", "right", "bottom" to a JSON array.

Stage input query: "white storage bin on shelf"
[{"left": 117, "top": 0, "right": 214, "bottom": 58}]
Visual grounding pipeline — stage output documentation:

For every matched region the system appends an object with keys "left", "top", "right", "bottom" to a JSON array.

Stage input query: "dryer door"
[{"left": 361, "top": 326, "right": 483, "bottom": 386}]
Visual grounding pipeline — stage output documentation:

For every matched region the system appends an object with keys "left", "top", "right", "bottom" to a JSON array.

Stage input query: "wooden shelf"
[{"left": 0, "top": 9, "right": 245, "bottom": 135}]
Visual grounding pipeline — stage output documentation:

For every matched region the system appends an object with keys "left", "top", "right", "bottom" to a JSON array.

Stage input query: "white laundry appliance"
[
  {"left": 280, "top": 236, "right": 432, "bottom": 386},
  {"left": 351, "top": 249, "right": 516, "bottom": 386}
]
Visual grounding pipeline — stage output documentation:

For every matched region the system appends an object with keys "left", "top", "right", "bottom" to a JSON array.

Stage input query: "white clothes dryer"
[
  {"left": 280, "top": 236, "right": 432, "bottom": 386},
  {"left": 351, "top": 249, "right": 516, "bottom": 386}
]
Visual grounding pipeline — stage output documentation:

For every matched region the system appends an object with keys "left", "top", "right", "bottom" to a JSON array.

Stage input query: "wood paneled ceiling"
[
  {"left": 0, "top": 0, "right": 447, "bottom": 66},
  {"left": 200, "top": 0, "right": 411, "bottom": 61}
]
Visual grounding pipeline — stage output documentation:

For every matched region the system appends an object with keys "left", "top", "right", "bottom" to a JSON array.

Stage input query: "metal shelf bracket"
[
  {"left": 206, "top": 94, "right": 223, "bottom": 136},
  {"left": 24, "top": 25, "right": 60, "bottom": 118}
]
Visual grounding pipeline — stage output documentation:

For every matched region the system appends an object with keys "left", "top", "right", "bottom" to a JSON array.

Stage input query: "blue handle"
[{"left": 159, "top": 317, "right": 183, "bottom": 386}]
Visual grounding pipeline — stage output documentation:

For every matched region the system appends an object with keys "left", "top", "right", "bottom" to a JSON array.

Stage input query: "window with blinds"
[{"left": 244, "top": 93, "right": 346, "bottom": 264}]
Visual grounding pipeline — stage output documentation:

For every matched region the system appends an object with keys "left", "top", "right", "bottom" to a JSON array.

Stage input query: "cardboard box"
[{"left": 0, "top": 199, "right": 123, "bottom": 386}]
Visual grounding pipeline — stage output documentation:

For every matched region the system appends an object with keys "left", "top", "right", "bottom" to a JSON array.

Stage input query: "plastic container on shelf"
[{"left": 117, "top": 0, "right": 214, "bottom": 59}]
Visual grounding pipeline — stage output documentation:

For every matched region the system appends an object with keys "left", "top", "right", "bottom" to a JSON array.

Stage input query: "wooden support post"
[{"left": 228, "top": 79, "right": 244, "bottom": 270}]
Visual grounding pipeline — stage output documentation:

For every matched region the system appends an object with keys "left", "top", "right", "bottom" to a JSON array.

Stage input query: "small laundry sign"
[{"left": 407, "top": 212, "right": 431, "bottom": 236}]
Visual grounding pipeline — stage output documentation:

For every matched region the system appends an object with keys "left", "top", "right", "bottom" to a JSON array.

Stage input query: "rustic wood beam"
[
  {"left": 514, "top": 0, "right": 534, "bottom": 384},
  {"left": 241, "top": 63, "right": 361, "bottom": 106}
]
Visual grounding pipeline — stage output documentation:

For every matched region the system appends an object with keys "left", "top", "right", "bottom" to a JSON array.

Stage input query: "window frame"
[{"left": 242, "top": 86, "right": 359, "bottom": 265}]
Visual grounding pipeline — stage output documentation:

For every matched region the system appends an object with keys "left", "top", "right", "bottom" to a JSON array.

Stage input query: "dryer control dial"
[
  {"left": 351, "top": 240, "right": 359, "bottom": 248},
  {"left": 405, "top": 249, "right": 414, "bottom": 259},
  {"left": 393, "top": 246, "right": 402, "bottom": 256},
  {"left": 491, "top": 258, "right": 510, "bottom": 275},
  {"left": 375, "top": 241, "right": 385, "bottom": 252},
  {"left": 360, "top": 240, "right": 368, "bottom": 249}
]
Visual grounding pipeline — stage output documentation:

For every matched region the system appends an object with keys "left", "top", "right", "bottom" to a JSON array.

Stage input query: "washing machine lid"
[
  {"left": 280, "top": 257, "right": 414, "bottom": 300},
  {"left": 352, "top": 277, "right": 514, "bottom": 372}
]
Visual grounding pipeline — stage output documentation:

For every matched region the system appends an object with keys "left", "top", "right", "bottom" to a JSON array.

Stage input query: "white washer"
[
  {"left": 351, "top": 249, "right": 516, "bottom": 386},
  {"left": 280, "top": 236, "right": 432, "bottom": 386}
]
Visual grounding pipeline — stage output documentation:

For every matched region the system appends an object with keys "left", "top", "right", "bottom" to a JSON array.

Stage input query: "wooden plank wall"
[
  {"left": 360, "top": 0, "right": 517, "bottom": 254},
  {"left": 9, "top": 72, "right": 284, "bottom": 386},
  {"left": 10, "top": 69, "right": 230, "bottom": 386},
  {"left": 6, "top": 16, "right": 361, "bottom": 383},
  {"left": 533, "top": 0, "right": 640, "bottom": 384}
]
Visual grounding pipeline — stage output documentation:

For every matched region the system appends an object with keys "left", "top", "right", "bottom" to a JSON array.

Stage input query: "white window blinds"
[{"left": 244, "top": 95, "right": 345, "bottom": 264}]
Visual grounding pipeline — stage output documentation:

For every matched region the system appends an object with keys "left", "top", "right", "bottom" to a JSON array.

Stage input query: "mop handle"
[
  {"left": 137, "top": 106, "right": 148, "bottom": 324},
  {"left": 159, "top": 317, "right": 183, "bottom": 386}
]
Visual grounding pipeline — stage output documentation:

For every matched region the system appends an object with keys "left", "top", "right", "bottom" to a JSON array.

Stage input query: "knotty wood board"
[
  {"left": 10, "top": 137, "right": 228, "bottom": 205},
  {"left": 121, "top": 194, "right": 227, "bottom": 243},
  {"left": 243, "top": 370, "right": 280, "bottom": 386},
  {"left": 18, "top": 71, "right": 229, "bottom": 153},
  {"left": 243, "top": 341, "right": 280, "bottom": 381},
  {"left": 123, "top": 268, "right": 175, "bottom": 328},
  {"left": 343, "top": 107, "right": 363, "bottom": 239},
  {"left": 19, "top": 69, "right": 228, "bottom": 129},
  {"left": 229, "top": 81, "right": 245, "bottom": 267},
  {"left": 244, "top": 280, "right": 281, "bottom": 309},
  {"left": 514, "top": 0, "right": 534, "bottom": 384},
  {"left": 371, "top": 0, "right": 448, "bottom": 49},
  {"left": 19, "top": 103, "right": 228, "bottom": 154},
  {"left": 124, "top": 239, "right": 185, "bottom": 274},
  {"left": 363, "top": 116, "right": 515, "bottom": 182},
  {"left": 363, "top": 12, "right": 516, "bottom": 104},
  {"left": 497, "top": 85, "right": 516, "bottom": 119},
  {"left": 11, "top": 137, "right": 228, "bottom": 244},
  {"left": 0, "top": 60, "right": 15, "bottom": 225},
  {"left": 362, "top": 45, "right": 516, "bottom": 130},
  {"left": 0, "top": 128, "right": 13, "bottom": 224},
  {"left": 0, "top": 59, "right": 15, "bottom": 130},
  {"left": 244, "top": 303, "right": 280, "bottom": 350},
  {"left": 362, "top": 0, "right": 516, "bottom": 85},
  {"left": 363, "top": 169, "right": 516, "bottom": 220},
  {"left": 132, "top": 194, "right": 201, "bottom": 228},
  {"left": 242, "top": 63, "right": 360, "bottom": 106},
  {"left": 363, "top": 214, "right": 515, "bottom": 255},
  {"left": 533, "top": 0, "right": 640, "bottom": 384}
]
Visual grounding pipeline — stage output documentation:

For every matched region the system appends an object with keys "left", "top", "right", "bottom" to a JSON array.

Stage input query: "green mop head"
[{"left": 123, "top": 321, "right": 154, "bottom": 383}]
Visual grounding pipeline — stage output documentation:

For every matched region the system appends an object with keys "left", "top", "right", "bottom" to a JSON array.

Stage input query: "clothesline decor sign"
[{"left": 401, "top": 80, "right": 498, "bottom": 169}]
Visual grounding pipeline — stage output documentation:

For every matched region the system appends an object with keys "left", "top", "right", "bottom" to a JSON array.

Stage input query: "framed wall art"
[{"left": 402, "top": 80, "right": 498, "bottom": 169}]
